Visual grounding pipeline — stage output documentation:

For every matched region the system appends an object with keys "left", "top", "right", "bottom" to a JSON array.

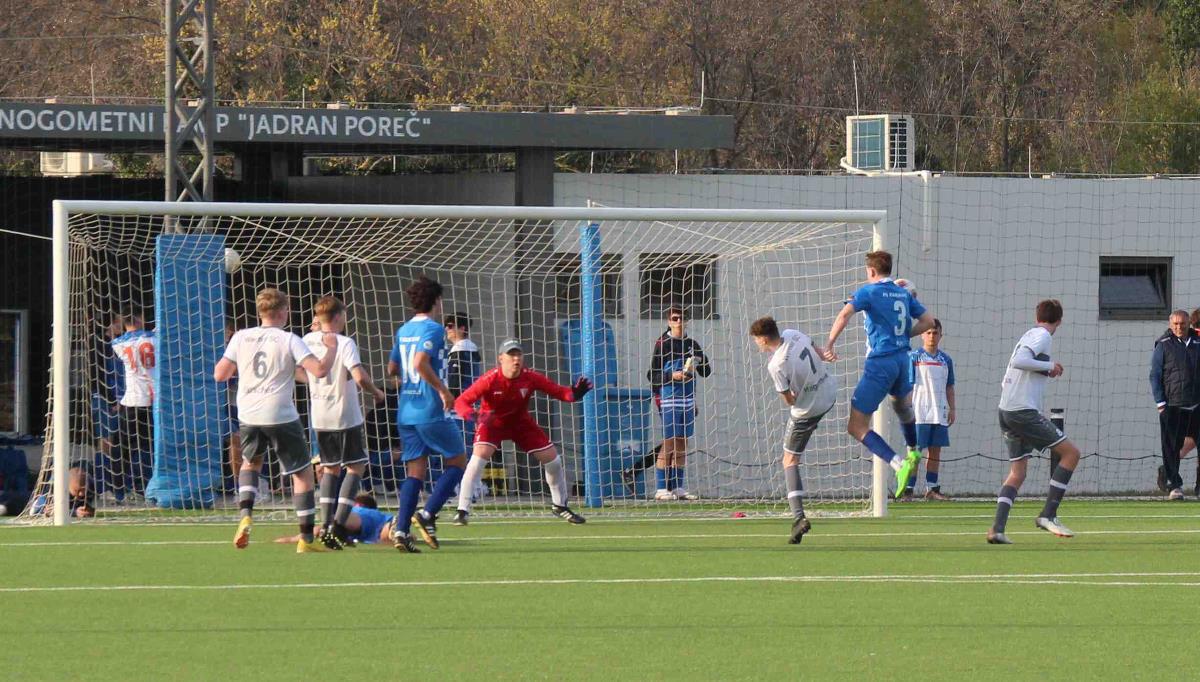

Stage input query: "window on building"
[
  {"left": 638, "top": 253, "right": 718, "bottom": 320},
  {"left": 1099, "top": 256, "right": 1171, "bottom": 320},
  {"left": 551, "top": 253, "right": 624, "bottom": 319}
]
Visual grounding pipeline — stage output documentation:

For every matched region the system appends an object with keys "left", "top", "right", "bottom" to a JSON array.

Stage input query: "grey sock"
[
  {"left": 992, "top": 484, "right": 1018, "bottom": 533},
  {"left": 294, "top": 489, "right": 317, "bottom": 542},
  {"left": 237, "top": 470, "right": 258, "bottom": 519},
  {"left": 1039, "top": 466, "right": 1074, "bottom": 519},
  {"left": 334, "top": 472, "right": 363, "bottom": 526},
  {"left": 785, "top": 464, "right": 805, "bottom": 518},
  {"left": 318, "top": 472, "right": 339, "bottom": 528}
]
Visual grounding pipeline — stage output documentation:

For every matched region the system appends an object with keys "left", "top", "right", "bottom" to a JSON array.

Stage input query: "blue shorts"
[
  {"left": 398, "top": 419, "right": 465, "bottom": 462},
  {"left": 916, "top": 423, "right": 950, "bottom": 449},
  {"left": 661, "top": 406, "right": 696, "bottom": 439},
  {"left": 851, "top": 352, "right": 913, "bottom": 415}
]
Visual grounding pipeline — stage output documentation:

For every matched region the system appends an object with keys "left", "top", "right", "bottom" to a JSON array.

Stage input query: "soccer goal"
[{"left": 34, "top": 200, "right": 888, "bottom": 524}]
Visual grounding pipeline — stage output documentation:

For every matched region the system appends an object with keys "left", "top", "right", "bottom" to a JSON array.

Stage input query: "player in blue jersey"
[
  {"left": 274, "top": 494, "right": 396, "bottom": 545},
  {"left": 386, "top": 276, "right": 467, "bottom": 553},
  {"left": 819, "top": 251, "right": 936, "bottom": 498}
]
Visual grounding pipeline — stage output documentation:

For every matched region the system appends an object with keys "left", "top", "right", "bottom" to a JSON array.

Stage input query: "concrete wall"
[{"left": 555, "top": 174, "right": 1197, "bottom": 495}]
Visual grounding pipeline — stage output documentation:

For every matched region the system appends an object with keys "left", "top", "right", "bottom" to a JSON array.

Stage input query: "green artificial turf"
[{"left": 1, "top": 501, "right": 1197, "bottom": 681}]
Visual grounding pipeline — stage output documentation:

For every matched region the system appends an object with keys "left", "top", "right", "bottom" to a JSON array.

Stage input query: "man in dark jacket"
[
  {"left": 0, "top": 446, "right": 30, "bottom": 515},
  {"left": 445, "top": 313, "right": 482, "bottom": 455},
  {"left": 1150, "top": 310, "right": 1200, "bottom": 499}
]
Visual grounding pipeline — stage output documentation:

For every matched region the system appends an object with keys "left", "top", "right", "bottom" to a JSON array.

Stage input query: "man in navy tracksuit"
[{"left": 1150, "top": 310, "right": 1200, "bottom": 499}]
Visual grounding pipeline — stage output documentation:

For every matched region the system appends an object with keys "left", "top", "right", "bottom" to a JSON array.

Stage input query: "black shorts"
[
  {"left": 783, "top": 410, "right": 828, "bottom": 456},
  {"left": 115, "top": 406, "right": 153, "bottom": 452},
  {"left": 316, "top": 427, "right": 368, "bottom": 467},
  {"left": 240, "top": 420, "right": 311, "bottom": 475}
]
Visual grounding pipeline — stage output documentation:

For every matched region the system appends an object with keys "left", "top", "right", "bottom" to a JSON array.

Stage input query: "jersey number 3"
[{"left": 893, "top": 300, "right": 909, "bottom": 336}]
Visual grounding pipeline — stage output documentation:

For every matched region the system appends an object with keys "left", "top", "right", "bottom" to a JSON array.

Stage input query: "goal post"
[{"left": 43, "top": 200, "right": 888, "bottom": 524}]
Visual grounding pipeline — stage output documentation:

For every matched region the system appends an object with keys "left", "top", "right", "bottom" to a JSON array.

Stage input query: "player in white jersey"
[
  {"left": 905, "top": 319, "right": 955, "bottom": 500},
  {"left": 214, "top": 288, "right": 338, "bottom": 553},
  {"left": 988, "top": 299, "right": 1082, "bottom": 544},
  {"left": 751, "top": 317, "right": 837, "bottom": 544},
  {"left": 110, "top": 312, "right": 157, "bottom": 501},
  {"left": 300, "top": 295, "right": 386, "bottom": 549}
]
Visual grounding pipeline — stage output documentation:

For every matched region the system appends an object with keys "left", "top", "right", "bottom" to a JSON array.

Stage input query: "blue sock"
[
  {"left": 424, "top": 466, "right": 464, "bottom": 516},
  {"left": 862, "top": 430, "right": 897, "bottom": 463},
  {"left": 901, "top": 422, "right": 917, "bottom": 449},
  {"left": 926, "top": 471, "right": 940, "bottom": 490},
  {"left": 675, "top": 467, "right": 686, "bottom": 491},
  {"left": 655, "top": 467, "right": 668, "bottom": 491},
  {"left": 397, "top": 476, "right": 422, "bottom": 533},
  {"left": 905, "top": 470, "right": 917, "bottom": 492}
]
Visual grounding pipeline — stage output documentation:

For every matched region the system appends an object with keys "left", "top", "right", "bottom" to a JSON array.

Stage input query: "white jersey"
[
  {"left": 302, "top": 331, "right": 365, "bottom": 431},
  {"left": 111, "top": 329, "right": 157, "bottom": 407},
  {"left": 767, "top": 329, "right": 837, "bottom": 420},
  {"left": 910, "top": 348, "right": 955, "bottom": 426},
  {"left": 999, "top": 326, "right": 1053, "bottom": 413},
  {"left": 223, "top": 326, "right": 313, "bottom": 426}
]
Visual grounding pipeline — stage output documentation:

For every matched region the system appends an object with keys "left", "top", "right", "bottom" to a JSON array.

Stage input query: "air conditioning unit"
[
  {"left": 845, "top": 114, "right": 915, "bottom": 172},
  {"left": 40, "top": 152, "right": 115, "bottom": 177}
]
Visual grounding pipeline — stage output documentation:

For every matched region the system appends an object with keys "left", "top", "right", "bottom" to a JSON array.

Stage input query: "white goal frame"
[{"left": 50, "top": 200, "right": 891, "bottom": 525}]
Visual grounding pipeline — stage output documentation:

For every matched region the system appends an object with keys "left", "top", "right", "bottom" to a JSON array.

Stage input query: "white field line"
[
  {"left": 2, "top": 527, "right": 1200, "bottom": 548},
  {"left": 3, "top": 572, "right": 1200, "bottom": 594},
  {"left": 2, "top": 512, "right": 1197, "bottom": 530}
]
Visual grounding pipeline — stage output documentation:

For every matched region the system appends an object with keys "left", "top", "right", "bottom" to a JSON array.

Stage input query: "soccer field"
[{"left": 2, "top": 501, "right": 1197, "bottom": 681}]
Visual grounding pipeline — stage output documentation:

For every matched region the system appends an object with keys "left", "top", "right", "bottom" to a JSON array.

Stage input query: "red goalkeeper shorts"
[{"left": 475, "top": 414, "right": 553, "bottom": 453}]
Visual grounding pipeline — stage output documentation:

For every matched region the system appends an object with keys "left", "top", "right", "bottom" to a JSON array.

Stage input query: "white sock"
[
  {"left": 543, "top": 455, "right": 568, "bottom": 507},
  {"left": 890, "top": 457, "right": 903, "bottom": 472},
  {"left": 456, "top": 455, "right": 488, "bottom": 513}
]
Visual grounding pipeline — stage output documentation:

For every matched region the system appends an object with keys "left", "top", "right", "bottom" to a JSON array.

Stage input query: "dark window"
[
  {"left": 638, "top": 253, "right": 718, "bottom": 320},
  {"left": 1099, "top": 256, "right": 1171, "bottom": 320},
  {"left": 551, "top": 253, "right": 623, "bottom": 319}
]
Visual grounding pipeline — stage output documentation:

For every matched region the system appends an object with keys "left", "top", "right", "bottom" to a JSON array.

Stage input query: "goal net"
[{"left": 32, "top": 201, "right": 882, "bottom": 523}]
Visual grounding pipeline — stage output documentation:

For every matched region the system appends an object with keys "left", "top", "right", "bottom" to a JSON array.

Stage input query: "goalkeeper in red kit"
[{"left": 452, "top": 338, "right": 593, "bottom": 525}]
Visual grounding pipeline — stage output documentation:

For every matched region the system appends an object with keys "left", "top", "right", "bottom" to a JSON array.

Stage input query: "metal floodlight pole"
[{"left": 165, "top": 0, "right": 216, "bottom": 216}]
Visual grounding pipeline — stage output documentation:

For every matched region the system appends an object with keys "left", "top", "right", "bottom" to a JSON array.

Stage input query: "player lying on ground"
[
  {"left": 452, "top": 339, "right": 592, "bottom": 525},
  {"left": 298, "top": 296, "right": 387, "bottom": 550},
  {"left": 274, "top": 494, "right": 396, "bottom": 546},
  {"left": 751, "top": 317, "right": 837, "bottom": 544},
  {"left": 988, "top": 299, "right": 1081, "bottom": 544},
  {"left": 215, "top": 288, "right": 338, "bottom": 553},
  {"left": 818, "top": 251, "right": 935, "bottom": 499}
]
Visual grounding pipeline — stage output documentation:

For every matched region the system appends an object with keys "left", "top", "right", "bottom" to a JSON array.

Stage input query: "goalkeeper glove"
[{"left": 572, "top": 377, "right": 594, "bottom": 401}]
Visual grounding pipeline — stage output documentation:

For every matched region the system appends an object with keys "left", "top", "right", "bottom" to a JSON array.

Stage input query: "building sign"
[
  {"left": 0, "top": 103, "right": 732, "bottom": 150},
  {"left": 0, "top": 104, "right": 431, "bottom": 143}
]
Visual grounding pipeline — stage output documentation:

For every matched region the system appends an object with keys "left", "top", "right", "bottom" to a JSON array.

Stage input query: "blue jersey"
[
  {"left": 850, "top": 279, "right": 926, "bottom": 358},
  {"left": 659, "top": 357, "right": 696, "bottom": 406},
  {"left": 389, "top": 315, "right": 449, "bottom": 425},
  {"left": 351, "top": 506, "right": 394, "bottom": 544}
]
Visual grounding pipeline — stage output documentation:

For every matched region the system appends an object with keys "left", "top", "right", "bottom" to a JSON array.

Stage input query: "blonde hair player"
[{"left": 214, "top": 288, "right": 338, "bottom": 553}]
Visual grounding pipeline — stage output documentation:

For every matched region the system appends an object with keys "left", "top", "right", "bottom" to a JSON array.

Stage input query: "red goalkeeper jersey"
[{"left": 454, "top": 368, "right": 575, "bottom": 422}]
